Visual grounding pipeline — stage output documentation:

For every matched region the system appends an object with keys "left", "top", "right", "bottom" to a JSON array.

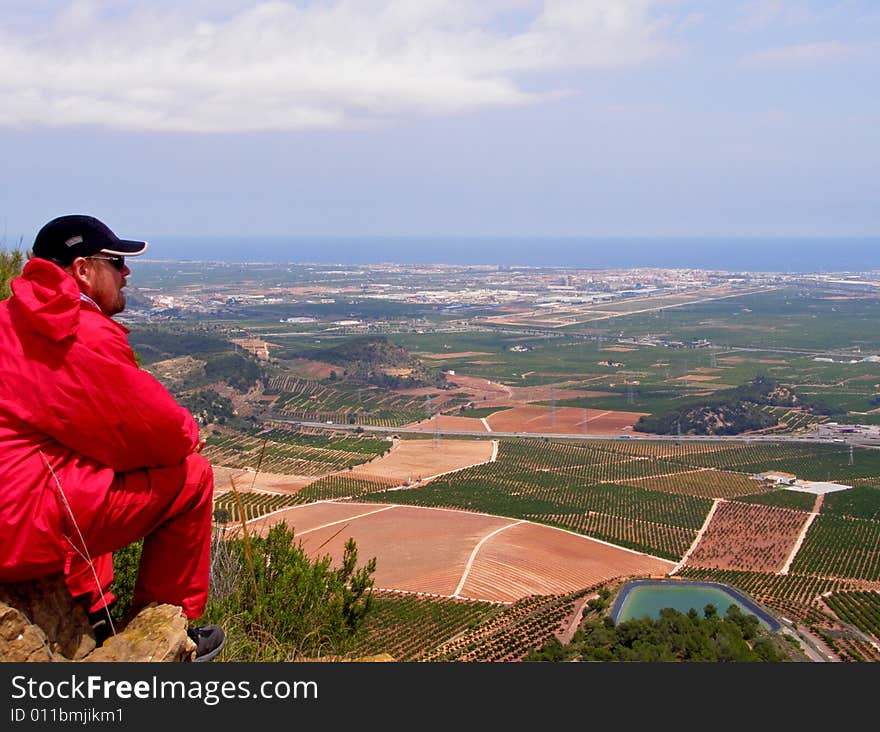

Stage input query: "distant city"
[
  {"left": 128, "top": 260, "right": 880, "bottom": 323},
  {"left": 138, "top": 236, "right": 880, "bottom": 273}
]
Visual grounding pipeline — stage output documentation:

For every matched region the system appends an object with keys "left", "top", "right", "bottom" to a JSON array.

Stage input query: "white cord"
[{"left": 40, "top": 451, "right": 117, "bottom": 640}]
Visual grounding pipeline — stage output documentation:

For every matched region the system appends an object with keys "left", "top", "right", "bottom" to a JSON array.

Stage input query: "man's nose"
[{"left": 122, "top": 264, "right": 131, "bottom": 276}]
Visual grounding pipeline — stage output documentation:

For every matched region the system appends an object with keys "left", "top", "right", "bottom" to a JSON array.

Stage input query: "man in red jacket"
[{"left": 0, "top": 215, "right": 223, "bottom": 661}]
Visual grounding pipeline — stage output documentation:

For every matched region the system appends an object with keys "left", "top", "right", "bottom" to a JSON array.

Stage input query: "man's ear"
[{"left": 68, "top": 257, "right": 92, "bottom": 289}]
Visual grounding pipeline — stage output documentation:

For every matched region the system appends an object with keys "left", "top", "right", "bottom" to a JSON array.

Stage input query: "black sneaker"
[{"left": 187, "top": 625, "right": 225, "bottom": 662}]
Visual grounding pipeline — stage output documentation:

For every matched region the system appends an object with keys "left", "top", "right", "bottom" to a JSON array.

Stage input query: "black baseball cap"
[{"left": 32, "top": 214, "right": 148, "bottom": 266}]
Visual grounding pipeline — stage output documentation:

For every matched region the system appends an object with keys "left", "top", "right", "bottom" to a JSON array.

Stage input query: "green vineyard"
[
  {"left": 202, "top": 427, "right": 390, "bottom": 475},
  {"left": 823, "top": 590, "right": 880, "bottom": 644},
  {"left": 213, "top": 490, "right": 300, "bottom": 523},
  {"left": 421, "top": 588, "right": 596, "bottom": 662},
  {"left": 789, "top": 514, "right": 880, "bottom": 581},
  {"left": 349, "top": 591, "right": 502, "bottom": 661},
  {"left": 269, "top": 375, "right": 431, "bottom": 426},
  {"left": 734, "top": 490, "right": 817, "bottom": 511}
]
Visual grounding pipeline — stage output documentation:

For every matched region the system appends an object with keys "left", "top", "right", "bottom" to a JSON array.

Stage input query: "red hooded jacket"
[{"left": 0, "top": 258, "right": 199, "bottom": 581}]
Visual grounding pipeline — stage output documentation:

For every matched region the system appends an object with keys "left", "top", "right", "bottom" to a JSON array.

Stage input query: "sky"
[{"left": 1, "top": 1, "right": 879, "bottom": 246}]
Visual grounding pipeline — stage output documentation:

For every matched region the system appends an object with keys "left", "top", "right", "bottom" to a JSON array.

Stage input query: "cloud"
[
  {"left": 604, "top": 103, "right": 657, "bottom": 114},
  {"left": 738, "top": 0, "right": 820, "bottom": 30},
  {"left": 0, "top": 0, "right": 675, "bottom": 133},
  {"left": 742, "top": 41, "right": 854, "bottom": 67}
]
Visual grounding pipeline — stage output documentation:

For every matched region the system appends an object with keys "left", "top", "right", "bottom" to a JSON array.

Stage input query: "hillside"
[
  {"left": 300, "top": 336, "right": 450, "bottom": 389},
  {"left": 634, "top": 376, "right": 841, "bottom": 436}
]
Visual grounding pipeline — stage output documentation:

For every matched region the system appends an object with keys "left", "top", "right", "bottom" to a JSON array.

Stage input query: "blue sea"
[{"left": 142, "top": 236, "right": 878, "bottom": 273}]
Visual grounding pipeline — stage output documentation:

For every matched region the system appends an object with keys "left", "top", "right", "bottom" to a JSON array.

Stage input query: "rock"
[
  {"left": 88, "top": 604, "right": 195, "bottom": 662},
  {"left": 0, "top": 573, "right": 94, "bottom": 661},
  {"left": 0, "top": 574, "right": 196, "bottom": 663}
]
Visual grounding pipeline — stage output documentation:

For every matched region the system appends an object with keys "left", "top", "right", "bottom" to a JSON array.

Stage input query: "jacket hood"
[{"left": 10, "top": 258, "right": 81, "bottom": 342}]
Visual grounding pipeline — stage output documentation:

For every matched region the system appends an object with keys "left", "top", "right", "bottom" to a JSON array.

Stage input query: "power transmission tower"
[
  {"left": 434, "top": 411, "right": 440, "bottom": 449},
  {"left": 710, "top": 348, "right": 717, "bottom": 368},
  {"left": 849, "top": 445, "right": 854, "bottom": 466},
  {"left": 675, "top": 421, "right": 682, "bottom": 445},
  {"left": 550, "top": 384, "right": 556, "bottom": 428}
]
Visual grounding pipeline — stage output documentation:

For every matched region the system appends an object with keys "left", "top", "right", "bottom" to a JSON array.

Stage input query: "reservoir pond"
[{"left": 611, "top": 580, "right": 780, "bottom": 631}]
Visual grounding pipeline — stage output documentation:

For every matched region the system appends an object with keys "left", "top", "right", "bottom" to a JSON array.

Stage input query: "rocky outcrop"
[
  {"left": 88, "top": 604, "right": 195, "bottom": 662},
  {"left": 0, "top": 573, "right": 195, "bottom": 662},
  {"left": 0, "top": 574, "right": 95, "bottom": 661}
]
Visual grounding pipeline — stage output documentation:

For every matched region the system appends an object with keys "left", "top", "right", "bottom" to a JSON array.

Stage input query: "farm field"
[
  {"left": 485, "top": 405, "right": 649, "bottom": 434},
  {"left": 347, "top": 437, "right": 495, "bottom": 483},
  {"left": 208, "top": 426, "right": 880, "bottom": 660},
  {"left": 201, "top": 426, "right": 390, "bottom": 476},
  {"left": 246, "top": 501, "right": 673, "bottom": 602},
  {"left": 407, "top": 414, "right": 489, "bottom": 432},
  {"left": 347, "top": 591, "right": 504, "bottom": 661},
  {"left": 681, "top": 501, "right": 812, "bottom": 573},
  {"left": 405, "top": 405, "right": 650, "bottom": 435},
  {"left": 239, "top": 303, "right": 880, "bottom": 435},
  {"left": 267, "top": 374, "right": 439, "bottom": 426},
  {"left": 130, "top": 269, "right": 880, "bottom": 661},
  {"left": 212, "top": 464, "right": 317, "bottom": 494},
  {"left": 619, "top": 469, "right": 766, "bottom": 499},
  {"left": 822, "top": 590, "right": 880, "bottom": 653},
  {"left": 349, "top": 586, "right": 606, "bottom": 662}
]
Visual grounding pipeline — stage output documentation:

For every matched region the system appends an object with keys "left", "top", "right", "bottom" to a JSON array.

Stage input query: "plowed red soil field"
[
  {"left": 486, "top": 405, "right": 649, "bottom": 434},
  {"left": 251, "top": 502, "right": 674, "bottom": 602}
]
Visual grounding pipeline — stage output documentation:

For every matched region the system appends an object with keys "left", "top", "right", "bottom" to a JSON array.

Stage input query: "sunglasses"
[{"left": 87, "top": 255, "right": 126, "bottom": 271}]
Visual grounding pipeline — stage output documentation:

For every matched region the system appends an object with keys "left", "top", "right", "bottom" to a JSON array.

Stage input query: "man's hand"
[{"left": 194, "top": 438, "right": 206, "bottom": 453}]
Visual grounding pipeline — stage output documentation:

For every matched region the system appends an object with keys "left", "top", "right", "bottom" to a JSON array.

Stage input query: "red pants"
[{"left": 65, "top": 453, "right": 214, "bottom": 620}]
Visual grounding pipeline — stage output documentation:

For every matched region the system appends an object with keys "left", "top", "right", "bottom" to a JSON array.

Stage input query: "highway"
[{"left": 270, "top": 419, "right": 880, "bottom": 447}]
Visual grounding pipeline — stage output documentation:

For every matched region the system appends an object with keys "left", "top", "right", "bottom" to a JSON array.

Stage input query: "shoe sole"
[{"left": 192, "top": 637, "right": 226, "bottom": 663}]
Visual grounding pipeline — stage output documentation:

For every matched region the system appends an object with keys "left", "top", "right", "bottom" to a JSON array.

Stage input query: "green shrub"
[
  {"left": 108, "top": 523, "right": 376, "bottom": 661},
  {"left": 0, "top": 246, "right": 24, "bottom": 300},
  {"left": 110, "top": 540, "right": 144, "bottom": 624},
  {"left": 202, "top": 523, "right": 376, "bottom": 661}
]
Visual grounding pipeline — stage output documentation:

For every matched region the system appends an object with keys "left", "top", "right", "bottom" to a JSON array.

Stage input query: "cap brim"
[{"left": 100, "top": 239, "right": 148, "bottom": 256}]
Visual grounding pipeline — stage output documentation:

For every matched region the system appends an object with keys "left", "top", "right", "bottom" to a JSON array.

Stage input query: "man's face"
[{"left": 73, "top": 255, "right": 131, "bottom": 316}]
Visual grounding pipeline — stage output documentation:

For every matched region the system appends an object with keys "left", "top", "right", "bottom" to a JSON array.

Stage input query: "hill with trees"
[
  {"left": 634, "top": 376, "right": 840, "bottom": 436},
  {"left": 297, "top": 336, "right": 450, "bottom": 389}
]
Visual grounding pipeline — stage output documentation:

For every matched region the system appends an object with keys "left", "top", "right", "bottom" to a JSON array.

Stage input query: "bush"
[
  {"left": 202, "top": 523, "right": 376, "bottom": 661},
  {"left": 0, "top": 246, "right": 24, "bottom": 300},
  {"left": 108, "top": 522, "right": 376, "bottom": 661},
  {"left": 110, "top": 540, "right": 144, "bottom": 624}
]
